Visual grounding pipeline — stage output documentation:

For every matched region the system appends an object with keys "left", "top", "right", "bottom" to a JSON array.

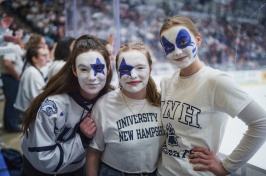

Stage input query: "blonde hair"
[{"left": 116, "top": 42, "right": 161, "bottom": 107}]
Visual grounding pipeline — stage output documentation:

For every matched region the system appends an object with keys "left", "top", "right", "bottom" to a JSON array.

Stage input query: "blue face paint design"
[
  {"left": 161, "top": 36, "right": 175, "bottom": 55},
  {"left": 118, "top": 58, "right": 134, "bottom": 78},
  {"left": 161, "top": 29, "right": 197, "bottom": 58},
  {"left": 175, "top": 29, "right": 195, "bottom": 49},
  {"left": 193, "top": 47, "right": 197, "bottom": 58},
  {"left": 90, "top": 58, "right": 105, "bottom": 76},
  {"left": 176, "top": 29, "right": 197, "bottom": 58}
]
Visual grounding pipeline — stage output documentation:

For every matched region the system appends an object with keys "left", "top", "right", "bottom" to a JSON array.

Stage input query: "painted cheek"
[
  {"left": 192, "top": 47, "right": 197, "bottom": 58},
  {"left": 184, "top": 46, "right": 197, "bottom": 59},
  {"left": 140, "top": 70, "right": 150, "bottom": 83},
  {"left": 78, "top": 74, "right": 87, "bottom": 86},
  {"left": 119, "top": 73, "right": 128, "bottom": 85}
]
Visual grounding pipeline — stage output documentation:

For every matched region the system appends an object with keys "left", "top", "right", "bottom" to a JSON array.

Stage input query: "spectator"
[
  {"left": 0, "top": 26, "right": 25, "bottom": 132},
  {"left": 86, "top": 42, "right": 164, "bottom": 176},
  {"left": 47, "top": 36, "right": 75, "bottom": 80},
  {"left": 14, "top": 46, "right": 49, "bottom": 123},
  {"left": 20, "top": 35, "right": 113, "bottom": 176},
  {"left": 157, "top": 15, "right": 266, "bottom": 176}
]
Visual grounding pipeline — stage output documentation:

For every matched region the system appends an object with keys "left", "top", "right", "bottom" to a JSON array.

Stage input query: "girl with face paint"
[
  {"left": 86, "top": 43, "right": 165, "bottom": 176},
  {"left": 157, "top": 15, "right": 266, "bottom": 176},
  {"left": 20, "top": 35, "right": 113, "bottom": 176}
]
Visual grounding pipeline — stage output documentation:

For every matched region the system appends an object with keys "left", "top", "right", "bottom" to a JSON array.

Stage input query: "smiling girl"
[
  {"left": 86, "top": 42, "right": 165, "bottom": 176},
  {"left": 21, "top": 35, "right": 113, "bottom": 176},
  {"left": 157, "top": 15, "right": 266, "bottom": 176}
]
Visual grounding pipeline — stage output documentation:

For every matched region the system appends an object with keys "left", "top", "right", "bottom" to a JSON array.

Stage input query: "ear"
[
  {"left": 196, "top": 33, "right": 202, "bottom": 46},
  {"left": 32, "top": 56, "right": 38, "bottom": 65},
  {"left": 32, "top": 56, "right": 38, "bottom": 63},
  {"left": 72, "top": 65, "right": 78, "bottom": 77}
]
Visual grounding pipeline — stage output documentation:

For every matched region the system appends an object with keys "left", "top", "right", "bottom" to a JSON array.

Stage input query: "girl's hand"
[
  {"left": 79, "top": 115, "right": 96, "bottom": 138},
  {"left": 189, "top": 147, "right": 230, "bottom": 176}
]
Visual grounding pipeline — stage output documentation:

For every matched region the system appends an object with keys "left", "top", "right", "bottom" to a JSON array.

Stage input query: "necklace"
[{"left": 121, "top": 89, "right": 147, "bottom": 115}]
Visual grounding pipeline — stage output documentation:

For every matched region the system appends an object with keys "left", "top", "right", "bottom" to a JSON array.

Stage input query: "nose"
[
  {"left": 88, "top": 70, "right": 96, "bottom": 81},
  {"left": 175, "top": 47, "right": 182, "bottom": 55},
  {"left": 130, "top": 69, "right": 137, "bottom": 79}
]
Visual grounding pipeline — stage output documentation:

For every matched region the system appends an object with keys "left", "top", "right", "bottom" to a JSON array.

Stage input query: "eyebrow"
[
  {"left": 77, "top": 64, "right": 89, "bottom": 68},
  {"left": 134, "top": 64, "right": 148, "bottom": 67}
]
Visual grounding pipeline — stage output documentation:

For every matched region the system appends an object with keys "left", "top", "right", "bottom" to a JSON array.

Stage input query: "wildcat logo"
[
  {"left": 166, "top": 123, "right": 179, "bottom": 147},
  {"left": 40, "top": 99, "right": 58, "bottom": 116}
]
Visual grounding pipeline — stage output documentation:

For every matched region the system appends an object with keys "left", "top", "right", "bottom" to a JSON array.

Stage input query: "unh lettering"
[{"left": 162, "top": 101, "right": 201, "bottom": 128}]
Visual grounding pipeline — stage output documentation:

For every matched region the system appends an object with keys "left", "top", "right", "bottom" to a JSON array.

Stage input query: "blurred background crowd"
[
  {"left": 0, "top": 1, "right": 266, "bottom": 131},
  {"left": 1, "top": 0, "right": 266, "bottom": 72},
  {"left": 0, "top": 2, "right": 265, "bottom": 175}
]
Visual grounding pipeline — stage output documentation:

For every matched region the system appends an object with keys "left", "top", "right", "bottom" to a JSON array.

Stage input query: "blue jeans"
[
  {"left": 99, "top": 162, "right": 157, "bottom": 176},
  {"left": 1, "top": 74, "right": 20, "bottom": 131}
]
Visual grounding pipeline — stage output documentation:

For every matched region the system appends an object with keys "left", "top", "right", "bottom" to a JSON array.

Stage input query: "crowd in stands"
[
  {"left": 0, "top": 8, "right": 76, "bottom": 133},
  {"left": 1, "top": 0, "right": 266, "bottom": 73}
]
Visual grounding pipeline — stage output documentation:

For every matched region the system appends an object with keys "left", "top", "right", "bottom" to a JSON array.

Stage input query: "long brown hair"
[
  {"left": 22, "top": 35, "right": 113, "bottom": 135},
  {"left": 115, "top": 42, "right": 161, "bottom": 107}
]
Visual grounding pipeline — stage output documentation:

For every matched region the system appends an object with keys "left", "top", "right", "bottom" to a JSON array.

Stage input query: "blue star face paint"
[
  {"left": 90, "top": 58, "right": 105, "bottom": 76},
  {"left": 75, "top": 51, "right": 107, "bottom": 98},
  {"left": 118, "top": 58, "right": 134, "bottom": 78},
  {"left": 117, "top": 50, "right": 150, "bottom": 93},
  {"left": 161, "top": 26, "right": 198, "bottom": 68}
]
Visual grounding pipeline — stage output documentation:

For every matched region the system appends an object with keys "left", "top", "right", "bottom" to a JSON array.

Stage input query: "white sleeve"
[
  {"left": 221, "top": 100, "right": 266, "bottom": 173},
  {"left": 214, "top": 74, "right": 252, "bottom": 117},
  {"left": 24, "top": 98, "right": 85, "bottom": 172},
  {"left": 89, "top": 104, "right": 105, "bottom": 151}
]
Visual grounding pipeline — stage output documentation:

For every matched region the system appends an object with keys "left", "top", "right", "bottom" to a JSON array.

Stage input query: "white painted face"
[
  {"left": 75, "top": 51, "right": 107, "bottom": 97},
  {"left": 117, "top": 50, "right": 150, "bottom": 93},
  {"left": 161, "top": 26, "right": 198, "bottom": 68}
]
